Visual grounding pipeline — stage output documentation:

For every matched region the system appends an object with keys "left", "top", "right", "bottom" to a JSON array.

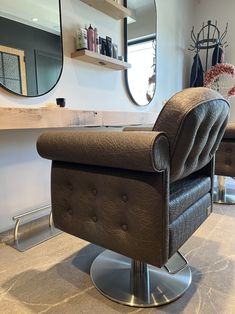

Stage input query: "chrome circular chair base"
[
  {"left": 214, "top": 192, "right": 235, "bottom": 204},
  {"left": 90, "top": 250, "right": 192, "bottom": 307}
]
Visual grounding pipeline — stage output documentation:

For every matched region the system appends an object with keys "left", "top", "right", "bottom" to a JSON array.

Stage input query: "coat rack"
[{"left": 189, "top": 20, "right": 228, "bottom": 72}]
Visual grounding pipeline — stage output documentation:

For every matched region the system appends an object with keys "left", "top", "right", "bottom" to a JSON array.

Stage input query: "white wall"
[
  {"left": 157, "top": 0, "right": 195, "bottom": 104},
  {"left": 0, "top": 0, "right": 194, "bottom": 232},
  {"left": 193, "top": 0, "right": 235, "bottom": 120}
]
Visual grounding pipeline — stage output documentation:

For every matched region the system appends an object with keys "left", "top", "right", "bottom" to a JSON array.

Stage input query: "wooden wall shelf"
[
  {"left": 80, "top": 0, "right": 131, "bottom": 20},
  {"left": 71, "top": 49, "right": 131, "bottom": 70},
  {"left": 0, "top": 107, "right": 156, "bottom": 130}
]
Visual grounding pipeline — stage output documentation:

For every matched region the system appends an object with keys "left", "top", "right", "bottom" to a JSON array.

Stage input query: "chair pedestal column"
[
  {"left": 214, "top": 176, "right": 235, "bottom": 204},
  {"left": 90, "top": 250, "right": 192, "bottom": 307},
  {"left": 130, "top": 260, "right": 150, "bottom": 303}
]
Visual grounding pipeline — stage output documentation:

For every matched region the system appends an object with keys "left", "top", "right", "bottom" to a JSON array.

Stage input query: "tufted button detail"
[
  {"left": 121, "top": 224, "right": 128, "bottom": 231},
  {"left": 122, "top": 195, "right": 128, "bottom": 202},
  {"left": 92, "top": 189, "right": 97, "bottom": 196},
  {"left": 68, "top": 208, "right": 73, "bottom": 216},
  {"left": 92, "top": 215, "right": 97, "bottom": 222}
]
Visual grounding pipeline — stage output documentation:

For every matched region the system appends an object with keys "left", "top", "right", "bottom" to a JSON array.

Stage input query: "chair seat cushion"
[
  {"left": 169, "top": 193, "right": 211, "bottom": 257},
  {"left": 169, "top": 175, "right": 211, "bottom": 223}
]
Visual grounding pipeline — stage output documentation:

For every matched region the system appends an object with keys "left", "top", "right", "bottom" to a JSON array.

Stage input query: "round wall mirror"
[
  {"left": 124, "top": 0, "right": 157, "bottom": 106},
  {"left": 0, "top": 0, "right": 63, "bottom": 97}
]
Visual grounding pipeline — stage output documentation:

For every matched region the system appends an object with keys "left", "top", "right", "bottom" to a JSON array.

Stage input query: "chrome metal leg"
[
  {"left": 214, "top": 176, "right": 235, "bottom": 204},
  {"left": 10, "top": 206, "right": 62, "bottom": 252},
  {"left": 218, "top": 175, "right": 226, "bottom": 200},
  {"left": 90, "top": 250, "right": 192, "bottom": 307},
  {"left": 49, "top": 211, "right": 53, "bottom": 227},
  {"left": 13, "top": 218, "right": 21, "bottom": 242}
]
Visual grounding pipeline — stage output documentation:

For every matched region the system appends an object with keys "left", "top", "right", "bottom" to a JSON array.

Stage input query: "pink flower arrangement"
[
  {"left": 228, "top": 85, "right": 235, "bottom": 98},
  {"left": 204, "top": 63, "right": 235, "bottom": 87}
]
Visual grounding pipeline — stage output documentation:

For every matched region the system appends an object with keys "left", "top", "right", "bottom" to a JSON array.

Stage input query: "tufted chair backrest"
[{"left": 153, "top": 87, "right": 230, "bottom": 182}]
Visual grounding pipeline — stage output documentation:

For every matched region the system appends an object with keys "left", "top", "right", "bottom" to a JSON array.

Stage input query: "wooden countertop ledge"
[{"left": 0, "top": 107, "right": 156, "bottom": 130}]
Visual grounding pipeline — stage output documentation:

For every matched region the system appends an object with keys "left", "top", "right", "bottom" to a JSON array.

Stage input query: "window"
[
  {"left": 128, "top": 38, "right": 156, "bottom": 105},
  {"left": 0, "top": 45, "right": 27, "bottom": 95}
]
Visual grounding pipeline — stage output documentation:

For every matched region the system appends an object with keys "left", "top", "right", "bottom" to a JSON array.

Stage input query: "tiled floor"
[{"left": 0, "top": 203, "right": 235, "bottom": 314}]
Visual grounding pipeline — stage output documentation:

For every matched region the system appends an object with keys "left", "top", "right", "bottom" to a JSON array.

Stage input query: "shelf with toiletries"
[
  {"left": 80, "top": 0, "right": 132, "bottom": 20},
  {"left": 72, "top": 23, "right": 130, "bottom": 70},
  {"left": 71, "top": 49, "right": 131, "bottom": 70}
]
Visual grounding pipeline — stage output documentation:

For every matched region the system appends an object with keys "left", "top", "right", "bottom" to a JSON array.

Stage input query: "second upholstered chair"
[
  {"left": 37, "top": 87, "right": 229, "bottom": 307},
  {"left": 214, "top": 123, "right": 235, "bottom": 203}
]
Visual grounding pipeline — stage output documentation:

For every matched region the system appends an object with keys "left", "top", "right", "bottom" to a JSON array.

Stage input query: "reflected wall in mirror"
[
  {"left": 124, "top": 0, "right": 156, "bottom": 106},
  {"left": 0, "top": 0, "right": 63, "bottom": 97}
]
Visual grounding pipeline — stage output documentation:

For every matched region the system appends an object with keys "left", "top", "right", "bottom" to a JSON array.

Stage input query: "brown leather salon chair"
[
  {"left": 37, "top": 88, "right": 229, "bottom": 307},
  {"left": 214, "top": 123, "right": 235, "bottom": 204}
]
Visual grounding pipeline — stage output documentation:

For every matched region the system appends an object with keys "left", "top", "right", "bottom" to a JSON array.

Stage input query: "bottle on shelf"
[
  {"left": 87, "top": 24, "right": 95, "bottom": 51},
  {"left": 106, "top": 36, "right": 112, "bottom": 57},
  {"left": 112, "top": 43, "right": 118, "bottom": 59},
  {"left": 75, "top": 27, "right": 88, "bottom": 51},
  {"left": 94, "top": 27, "right": 99, "bottom": 53}
]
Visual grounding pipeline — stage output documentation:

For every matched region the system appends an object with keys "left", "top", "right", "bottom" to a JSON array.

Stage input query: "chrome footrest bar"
[
  {"left": 163, "top": 251, "right": 188, "bottom": 274},
  {"left": 10, "top": 204, "right": 62, "bottom": 252}
]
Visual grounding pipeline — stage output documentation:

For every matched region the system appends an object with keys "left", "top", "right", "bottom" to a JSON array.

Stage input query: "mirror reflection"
[
  {"left": 0, "top": 0, "right": 63, "bottom": 97},
  {"left": 124, "top": 0, "right": 156, "bottom": 106}
]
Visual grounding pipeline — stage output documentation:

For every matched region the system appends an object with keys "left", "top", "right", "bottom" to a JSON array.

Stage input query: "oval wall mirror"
[
  {"left": 124, "top": 0, "right": 157, "bottom": 106},
  {"left": 0, "top": 0, "right": 63, "bottom": 97}
]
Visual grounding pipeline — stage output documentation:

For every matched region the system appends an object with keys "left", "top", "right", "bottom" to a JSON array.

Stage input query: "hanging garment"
[
  {"left": 212, "top": 44, "right": 224, "bottom": 66},
  {"left": 190, "top": 53, "right": 204, "bottom": 87}
]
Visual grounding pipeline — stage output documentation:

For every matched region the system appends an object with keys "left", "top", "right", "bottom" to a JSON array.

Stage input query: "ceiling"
[{"left": 0, "top": 0, "right": 60, "bottom": 34}]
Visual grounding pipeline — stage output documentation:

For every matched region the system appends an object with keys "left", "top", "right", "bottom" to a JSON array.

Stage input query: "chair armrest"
[
  {"left": 123, "top": 126, "right": 153, "bottom": 131},
  {"left": 37, "top": 131, "right": 169, "bottom": 173}
]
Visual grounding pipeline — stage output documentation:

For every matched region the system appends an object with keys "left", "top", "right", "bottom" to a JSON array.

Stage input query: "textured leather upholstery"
[
  {"left": 50, "top": 162, "right": 169, "bottom": 267},
  {"left": 123, "top": 127, "right": 153, "bottom": 132},
  {"left": 37, "top": 131, "right": 169, "bottom": 173},
  {"left": 169, "top": 193, "right": 211, "bottom": 256},
  {"left": 37, "top": 87, "right": 229, "bottom": 268},
  {"left": 215, "top": 123, "right": 235, "bottom": 177},
  {"left": 169, "top": 175, "right": 211, "bottom": 222},
  {"left": 153, "top": 87, "right": 229, "bottom": 182}
]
